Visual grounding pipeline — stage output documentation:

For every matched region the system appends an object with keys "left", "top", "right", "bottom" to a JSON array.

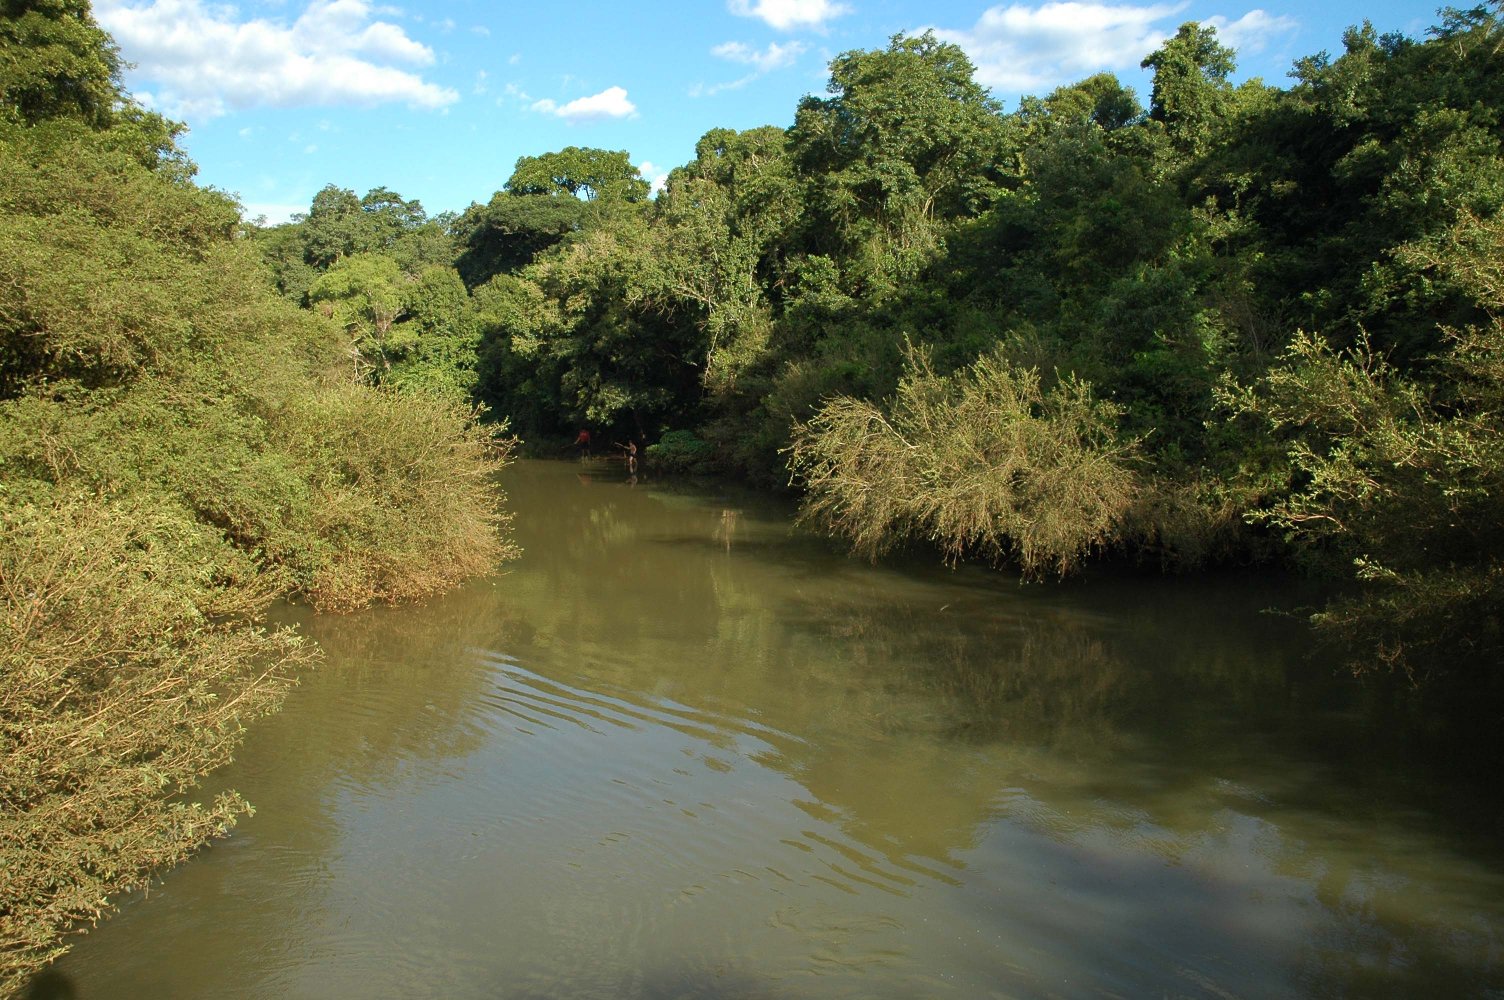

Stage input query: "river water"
[{"left": 52, "top": 459, "right": 1504, "bottom": 998}]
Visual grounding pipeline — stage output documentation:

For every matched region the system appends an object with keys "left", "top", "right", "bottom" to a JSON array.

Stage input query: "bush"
[
  {"left": 0, "top": 499, "right": 312, "bottom": 992},
  {"left": 1232, "top": 325, "right": 1504, "bottom": 677},
  {"left": 1228, "top": 207, "right": 1504, "bottom": 675},
  {"left": 645, "top": 429, "right": 716, "bottom": 475},
  {"left": 273, "top": 384, "right": 517, "bottom": 611},
  {"left": 788, "top": 344, "right": 1140, "bottom": 577}
]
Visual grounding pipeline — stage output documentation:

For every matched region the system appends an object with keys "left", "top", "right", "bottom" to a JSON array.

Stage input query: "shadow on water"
[
  {"left": 20, "top": 971, "right": 75, "bottom": 1000},
  {"left": 48, "top": 459, "right": 1504, "bottom": 998}
]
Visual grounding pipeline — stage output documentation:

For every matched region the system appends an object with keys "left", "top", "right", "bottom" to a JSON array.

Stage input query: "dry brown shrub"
[
  {"left": 272, "top": 380, "right": 519, "bottom": 611},
  {"left": 0, "top": 499, "right": 313, "bottom": 991},
  {"left": 788, "top": 344, "right": 1140, "bottom": 577}
]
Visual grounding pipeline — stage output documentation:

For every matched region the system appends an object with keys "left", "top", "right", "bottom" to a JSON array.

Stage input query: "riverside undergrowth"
[{"left": 0, "top": 9, "right": 517, "bottom": 989}]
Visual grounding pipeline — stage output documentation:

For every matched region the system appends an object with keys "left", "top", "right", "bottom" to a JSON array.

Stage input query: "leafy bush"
[
  {"left": 1231, "top": 322, "right": 1504, "bottom": 676},
  {"left": 788, "top": 344, "right": 1140, "bottom": 576},
  {"left": 273, "top": 384, "right": 516, "bottom": 610},
  {"left": 1225, "top": 209, "right": 1504, "bottom": 675},
  {"left": 645, "top": 429, "right": 716, "bottom": 475},
  {"left": 0, "top": 499, "right": 312, "bottom": 992}
]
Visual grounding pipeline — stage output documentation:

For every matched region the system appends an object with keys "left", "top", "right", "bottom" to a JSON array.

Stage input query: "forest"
[
  {"left": 257, "top": 8, "right": 1504, "bottom": 680},
  {"left": 3, "top": 0, "right": 1503, "bottom": 990}
]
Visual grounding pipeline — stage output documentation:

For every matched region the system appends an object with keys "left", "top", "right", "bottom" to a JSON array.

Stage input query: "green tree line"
[
  {"left": 0, "top": 2, "right": 515, "bottom": 988},
  {"left": 255, "top": 7, "right": 1501, "bottom": 681}
]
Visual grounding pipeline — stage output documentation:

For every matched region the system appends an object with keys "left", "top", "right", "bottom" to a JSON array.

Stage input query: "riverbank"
[{"left": 0, "top": 111, "right": 517, "bottom": 994}]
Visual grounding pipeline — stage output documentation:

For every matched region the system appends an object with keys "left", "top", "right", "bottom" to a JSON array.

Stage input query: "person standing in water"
[{"left": 615, "top": 439, "right": 638, "bottom": 474}]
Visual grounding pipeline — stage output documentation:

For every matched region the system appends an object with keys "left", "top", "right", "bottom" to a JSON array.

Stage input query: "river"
[{"left": 51, "top": 459, "right": 1504, "bottom": 998}]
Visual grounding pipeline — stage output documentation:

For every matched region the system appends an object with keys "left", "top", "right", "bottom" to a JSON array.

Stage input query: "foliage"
[
  {"left": 258, "top": 186, "right": 481, "bottom": 399},
  {"left": 645, "top": 429, "right": 716, "bottom": 475},
  {"left": 1140, "top": 22, "right": 1237, "bottom": 156},
  {"left": 1228, "top": 208, "right": 1504, "bottom": 676},
  {"left": 478, "top": 219, "right": 707, "bottom": 436},
  {"left": 226, "top": 6, "right": 1504, "bottom": 681},
  {"left": 308, "top": 252, "right": 408, "bottom": 371},
  {"left": 789, "top": 345, "right": 1140, "bottom": 577},
  {"left": 1197, "top": 8, "right": 1504, "bottom": 359},
  {"left": 384, "top": 264, "right": 481, "bottom": 400},
  {"left": 789, "top": 31, "right": 1006, "bottom": 294},
  {"left": 0, "top": 0, "right": 119, "bottom": 127},
  {"left": 258, "top": 183, "right": 456, "bottom": 303},
  {"left": 0, "top": 27, "right": 516, "bottom": 986},
  {"left": 0, "top": 499, "right": 312, "bottom": 993},
  {"left": 505, "top": 146, "right": 649, "bottom": 204},
  {"left": 270, "top": 384, "right": 515, "bottom": 611},
  {"left": 452, "top": 192, "right": 585, "bottom": 287}
]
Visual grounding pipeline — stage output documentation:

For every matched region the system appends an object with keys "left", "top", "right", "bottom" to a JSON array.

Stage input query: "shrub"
[
  {"left": 1231, "top": 326, "right": 1504, "bottom": 676},
  {"left": 788, "top": 344, "right": 1140, "bottom": 577},
  {"left": 1226, "top": 207, "right": 1504, "bottom": 675},
  {"left": 0, "top": 499, "right": 312, "bottom": 992},
  {"left": 272, "top": 383, "right": 517, "bottom": 611},
  {"left": 645, "top": 429, "right": 716, "bottom": 475}
]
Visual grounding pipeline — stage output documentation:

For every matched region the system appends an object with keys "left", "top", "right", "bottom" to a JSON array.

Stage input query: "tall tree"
[
  {"left": 789, "top": 31, "right": 1006, "bottom": 291},
  {"left": 452, "top": 192, "right": 586, "bottom": 287},
  {"left": 641, "top": 126, "right": 801, "bottom": 393},
  {"left": 505, "top": 146, "right": 649, "bottom": 203},
  {"left": 1141, "top": 22, "right": 1236, "bottom": 157},
  {"left": 0, "top": 0, "right": 119, "bottom": 126}
]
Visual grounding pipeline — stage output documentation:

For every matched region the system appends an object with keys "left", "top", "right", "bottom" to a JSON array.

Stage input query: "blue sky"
[{"left": 94, "top": 0, "right": 1444, "bottom": 224}]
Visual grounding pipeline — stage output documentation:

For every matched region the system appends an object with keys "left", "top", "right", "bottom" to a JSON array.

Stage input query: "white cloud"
[
  {"left": 498, "top": 82, "right": 532, "bottom": 107},
  {"left": 690, "top": 77, "right": 750, "bottom": 97},
  {"left": 712, "top": 40, "right": 807, "bottom": 72},
  {"left": 638, "top": 160, "right": 669, "bottom": 196},
  {"left": 1205, "top": 9, "right": 1298, "bottom": 55},
  {"left": 695, "top": 39, "right": 807, "bottom": 96},
  {"left": 929, "top": 2, "right": 1186, "bottom": 94},
  {"left": 727, "top": 0, "right": 850, "bottom": 31},
  {"left": 471, "top": 24, "right": 491, "bottom": 36},
  {"left": 242, "top": 202, "right": 310, "bottom": 226},
  {"left": 94, "top": 0, "right": 459, "bottom": 120},
  {"left": 532, "top": 86, "right": 638, "bottom": 123}
]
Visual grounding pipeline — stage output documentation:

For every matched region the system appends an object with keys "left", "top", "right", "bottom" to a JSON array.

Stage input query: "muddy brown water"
[{"left": 51, "top": 459, "right": 1504, "bottom": 997}]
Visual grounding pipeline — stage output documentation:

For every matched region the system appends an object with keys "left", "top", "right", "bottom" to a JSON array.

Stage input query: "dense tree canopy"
[
  {"left": 506, "top": 145, "right": 650, "bottom": 203},
  {"left": 128, "top": 6, "right": 1504, "bottom": 674},
  {"left": 0, "top": 0, "right": 119, "bottom": 126},
  {"left": 398, "top": 10, "right": 1501, "bottom": 680},
  {"left": 452, "top": 191, "right": 586, "bottom": 286}
]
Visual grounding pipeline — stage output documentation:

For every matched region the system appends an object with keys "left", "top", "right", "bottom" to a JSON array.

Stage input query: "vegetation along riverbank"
[
  {"left": 4, "top": 0, "right": 1504, "bottom": 991},
  {"left": 258, "top": 6, "right": 1501, "bottom": 680},
  {"left": 0, "top": 2, "right": 515, "bottom": 989}
]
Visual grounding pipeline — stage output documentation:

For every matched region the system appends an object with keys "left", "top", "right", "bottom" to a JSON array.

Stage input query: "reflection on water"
[{"left": 52, "top": 459, "right": 1504, "bottom": 998}]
